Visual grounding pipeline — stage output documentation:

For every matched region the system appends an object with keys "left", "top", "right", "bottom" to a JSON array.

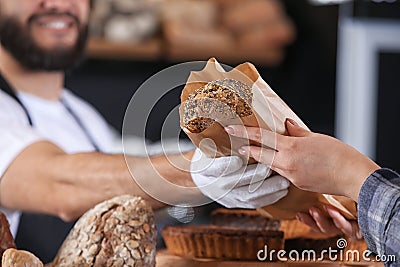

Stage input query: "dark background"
[{"left": 376, "top": 52, "right": 400, "bottom": 169}]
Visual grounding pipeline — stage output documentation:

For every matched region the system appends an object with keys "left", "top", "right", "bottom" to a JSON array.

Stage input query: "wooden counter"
[{"left": 156, "top": 251, "right": 384, "bottom": 267}]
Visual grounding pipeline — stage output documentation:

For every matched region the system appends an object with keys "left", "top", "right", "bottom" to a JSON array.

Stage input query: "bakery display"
[
  {"left": 162, "top": 225, "right": 283, "bottom": 261},
  {"left": 2, "top": 249, "right": 43, "bottom": 267},
  {"left": 0, "top": 212, "right": 16, "bottom": 261},
  {"left": 52, "top": 195, "right": 156, "bottom": 267}
]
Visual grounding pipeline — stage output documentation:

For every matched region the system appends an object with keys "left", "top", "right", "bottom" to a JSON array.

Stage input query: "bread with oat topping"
[{"left": 52, "top": 195, "right": 156, "bottom": 267}]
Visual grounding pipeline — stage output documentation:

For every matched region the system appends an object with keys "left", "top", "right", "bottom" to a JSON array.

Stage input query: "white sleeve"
[{"left": 0, "top": 91, "right": 46, "bottom": 178}]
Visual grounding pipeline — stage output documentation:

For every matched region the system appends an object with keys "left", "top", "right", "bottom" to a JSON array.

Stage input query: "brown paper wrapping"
[{"left": 179, "top": 58, "right": 357, "bottom": 220}]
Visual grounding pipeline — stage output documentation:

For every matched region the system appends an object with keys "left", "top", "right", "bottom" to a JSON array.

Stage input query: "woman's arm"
[{"left": 224, "top": 119, "right": 380, "bottom": 201}]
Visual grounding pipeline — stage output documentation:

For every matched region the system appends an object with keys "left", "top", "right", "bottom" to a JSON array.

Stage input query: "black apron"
[{"left": 0, "top": 72, "right": 99, "bottom": 263}]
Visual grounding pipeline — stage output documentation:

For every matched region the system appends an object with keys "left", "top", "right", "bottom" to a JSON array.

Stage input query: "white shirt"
[{"left": 0, "top": 89, "right": 115, "bottom": 237}]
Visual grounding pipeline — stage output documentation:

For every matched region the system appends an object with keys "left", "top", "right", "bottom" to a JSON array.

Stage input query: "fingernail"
[
  {"left": 238, "top": 147, "right": 249, "bottom": 156},
  {"left": 224, "top": 126, "right": 235, "bottom": 135},
  {"left": 286, "top": 118, "right": 298, "bottom": 126},
  {"left": 356, "top": 229, "right": 363, "bottom": 240},
  {"left": 322, "top": 204, "right": 329, "bottom": 213},
  {"left": 309, "top": 208, "right": 316, "bottom": 217},
  {"left": 326, "top": 207, "right": 338, "bottom": 217}
]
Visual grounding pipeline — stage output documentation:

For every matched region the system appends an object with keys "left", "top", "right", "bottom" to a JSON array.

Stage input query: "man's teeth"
[{"left": 42, "top": 22, "right": 69, "bottom": 29}]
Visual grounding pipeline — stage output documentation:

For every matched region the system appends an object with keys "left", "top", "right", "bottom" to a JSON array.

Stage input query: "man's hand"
[{"left": 190, "top": 149, "right": 289, "bottom": 209}]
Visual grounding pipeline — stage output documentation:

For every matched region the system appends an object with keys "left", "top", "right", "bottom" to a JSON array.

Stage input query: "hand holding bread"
[{"left": 180, "top": 58, "right": 358, "bottom": 220}]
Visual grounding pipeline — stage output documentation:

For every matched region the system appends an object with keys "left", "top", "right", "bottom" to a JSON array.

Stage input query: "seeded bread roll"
[
  {"left": 2, "top": 249, "right": 43, "bottom": 267},
  {"left": 182, "top": 78, "right": 253, "bottom": 134},
  {"left": 52, "top": 195, "right": 156, "bottom": 267}
]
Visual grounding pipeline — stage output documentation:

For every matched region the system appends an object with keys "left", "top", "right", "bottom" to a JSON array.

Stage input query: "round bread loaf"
[
  {"left": 2, "top": 248, "right": 43, "bottom": 267},
  {"left": 182, "top": 78, "right": 253, "bottom": 133},
  {"left": 52, "top": 195, "right": 156, "bottom": 267}
]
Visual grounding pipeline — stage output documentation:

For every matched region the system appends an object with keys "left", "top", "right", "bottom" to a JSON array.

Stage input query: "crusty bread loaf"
[
  {"left": 2, "top": 248, "right": 43, "bottom": 267},
  {"left": 182, "top": 78, "right": 253, "bottom": 133},
  {"left": 0, "top": 212, "right": 16, "bottom": 261},
  {"left": 52, "top": 195, "right": 156, "bottom": 267}
]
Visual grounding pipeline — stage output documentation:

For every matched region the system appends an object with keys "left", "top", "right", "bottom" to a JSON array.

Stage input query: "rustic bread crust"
[{"left": 52, "top": 195, "right": 156, "bottom": 267}]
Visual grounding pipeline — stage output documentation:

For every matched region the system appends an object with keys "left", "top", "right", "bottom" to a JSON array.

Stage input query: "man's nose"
[{"left": 40, "top": 0, "right": 72, "bottom": 12}]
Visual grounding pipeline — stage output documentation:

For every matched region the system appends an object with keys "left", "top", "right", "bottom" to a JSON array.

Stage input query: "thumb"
[{"left": 286, "top": 118, "right": 310, "bottom": 137}]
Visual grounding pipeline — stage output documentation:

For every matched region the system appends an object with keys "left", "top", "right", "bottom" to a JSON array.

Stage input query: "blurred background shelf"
[
  {"left": 165, "top": 44, "right": 283, "bottom": 66},
  {"left": 86, "top": 37, "right": 283, "bottom": 66},
  {"left": 86, "top": 37, "right": 163, "bottom": 61}
]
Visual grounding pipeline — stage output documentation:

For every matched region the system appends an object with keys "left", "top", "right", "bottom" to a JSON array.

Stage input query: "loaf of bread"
[
  {"left": 0, "top": 212, "right": 16, "bottom": 262},
  {"left": 52, "top": 195, "right": 156, "bottom": 267},
  {"left": 2, "top": 249, "right": 43, "bottom": 267}
]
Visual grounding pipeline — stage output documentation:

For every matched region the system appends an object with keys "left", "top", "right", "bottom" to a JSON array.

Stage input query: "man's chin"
[{"left": 33, "top": 38, "right": 79, "bottom": 53}]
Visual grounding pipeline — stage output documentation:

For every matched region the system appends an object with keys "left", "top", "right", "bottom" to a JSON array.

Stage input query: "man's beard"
[{"left": 0, "top": 12, "right": 88, "bottom": 72}]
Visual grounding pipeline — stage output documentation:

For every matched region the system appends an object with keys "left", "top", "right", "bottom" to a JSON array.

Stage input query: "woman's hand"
[
  {"left": 224, "top": 119, "right": 380, "bottom": 202},
  {"left": 297, "top": 205, "right": 363, "bottom": 240}
]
